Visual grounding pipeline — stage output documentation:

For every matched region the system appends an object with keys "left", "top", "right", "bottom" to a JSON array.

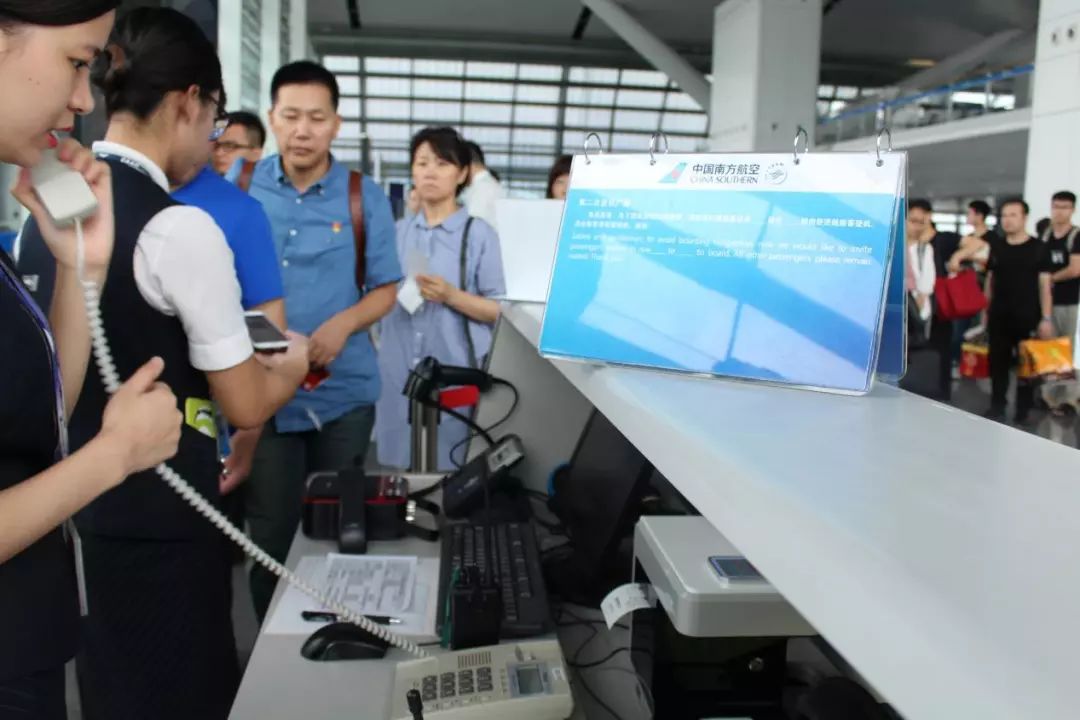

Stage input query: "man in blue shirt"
[
  {"left": 232, "top": 61, "right": 402, "bottom": 620},
  {"left": 173, "top": 165, "right": 285, "bottom": 326}
]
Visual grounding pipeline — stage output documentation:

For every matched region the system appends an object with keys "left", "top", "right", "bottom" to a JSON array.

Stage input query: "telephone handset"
[{"left": 30, "top": 149, "right": 430, "bottom": 659}]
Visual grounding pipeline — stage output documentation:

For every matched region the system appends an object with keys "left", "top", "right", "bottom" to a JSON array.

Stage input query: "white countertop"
[{"left": 503, "top": 300, "right": 1080, "bottom": 720}]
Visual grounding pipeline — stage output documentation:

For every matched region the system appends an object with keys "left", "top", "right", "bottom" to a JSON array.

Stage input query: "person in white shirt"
[{"left": 460, "top": 140, "right": 505, "bottom": 228}]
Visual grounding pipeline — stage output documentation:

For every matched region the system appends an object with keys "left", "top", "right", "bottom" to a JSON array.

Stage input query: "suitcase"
[{"left": 900, "top": 348, "right": 944, "bottom": 400}]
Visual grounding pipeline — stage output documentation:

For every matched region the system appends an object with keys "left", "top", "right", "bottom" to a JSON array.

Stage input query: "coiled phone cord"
[{"left": 75, "top": 219, "right": 429, "bottom": 659}]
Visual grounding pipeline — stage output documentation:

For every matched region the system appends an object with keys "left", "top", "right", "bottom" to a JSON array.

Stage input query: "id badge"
[{"left": 67, "top": 519, "right": 89, "bottom": 616}]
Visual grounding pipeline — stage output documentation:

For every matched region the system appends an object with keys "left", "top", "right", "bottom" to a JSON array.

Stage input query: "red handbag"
[{"left": 935, "top": 269, "right": 987, "bottom": 320}]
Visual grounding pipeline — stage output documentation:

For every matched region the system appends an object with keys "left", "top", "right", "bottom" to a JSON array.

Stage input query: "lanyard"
[
  {"left": 94, "top": 151, "right": 154, "bottom": 181},
  {"left": 0, "top": 258, "right": 68, "bottom": 459}
]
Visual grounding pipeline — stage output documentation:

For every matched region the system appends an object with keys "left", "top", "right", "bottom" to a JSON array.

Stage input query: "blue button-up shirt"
[
  {"left": 375, "top": 207, "right": 506, "bottom": 470},
  {"left": 239, "top": 155, "right": 402, "bottom": 432}
]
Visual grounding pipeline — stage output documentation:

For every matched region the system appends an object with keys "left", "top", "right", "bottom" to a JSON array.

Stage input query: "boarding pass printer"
[{"left": 632, "top": 516, "right": 816, "bottom": 720}]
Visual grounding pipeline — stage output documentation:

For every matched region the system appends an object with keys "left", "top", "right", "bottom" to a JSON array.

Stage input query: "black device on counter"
[
  {"left": 301, "top": 471, "right": 439, "bottom": 553},
  {"left": 404, "top": 356, "right": 493, "bottom": 403},
  {"left": 443, "top": 434, "right": 525, "bottom": 519},
  {"left": 448, "top": 565, "right": 503, "bottom": 650},
  {"left": 544, "top": 408, "right": 696, "bottom": 605},
  {"left": 300, "top": 621, "right": 389, "bottom": 661},
  {"left": 438, "top": 519, "right": 550, "bottom": 642}
]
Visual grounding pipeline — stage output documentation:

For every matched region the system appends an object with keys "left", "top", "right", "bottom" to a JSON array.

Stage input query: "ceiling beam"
[
  {"left": 312, "top": 29, "right": 912, "bottom": 88},
  {"left": 346, "top": 0, "right": 361, "bottom": 30},
  {"left": 313, "top": 28, "right": 712, "bottom": 71},
  {"left": 581, "top": 0, "right": 710, "bottom": 109},
  {"left": 571, "top": 7, "right": 593, "bottom": 41},
  {"left": 896, "top": 28, "right": 1028, "bottom": 93}
]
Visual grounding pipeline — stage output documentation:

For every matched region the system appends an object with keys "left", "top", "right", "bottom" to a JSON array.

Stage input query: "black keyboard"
[{"left": 437, "top": 520, "right": 551, "bottom": 638}]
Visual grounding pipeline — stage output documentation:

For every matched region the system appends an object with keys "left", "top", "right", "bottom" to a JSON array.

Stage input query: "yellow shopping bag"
[{"left": 1018, "top": 337, "right": 1075, "bottom": 382}]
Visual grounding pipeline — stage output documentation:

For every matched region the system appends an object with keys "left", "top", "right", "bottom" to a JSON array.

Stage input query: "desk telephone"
[
  {"left": 390, "top": 640, "right": 572, "bottom": 720},
  {"left": 34, "top": 148, "right": 574, "bottom": 718}
]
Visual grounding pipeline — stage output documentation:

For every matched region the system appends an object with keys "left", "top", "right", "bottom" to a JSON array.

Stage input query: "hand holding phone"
[
  {"left": 251, "top": 329, "right": 309, "bottom": 392},
  {"left": 17, "top": 137, "right": 113, "bottom": 282}
]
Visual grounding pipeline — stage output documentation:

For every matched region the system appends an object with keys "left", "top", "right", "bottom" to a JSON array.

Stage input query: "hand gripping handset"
[{"left": 32, "top": 151, "right": 429, "bottom": 660}]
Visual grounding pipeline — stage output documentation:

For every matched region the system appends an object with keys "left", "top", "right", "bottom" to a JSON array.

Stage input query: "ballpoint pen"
[{"left": 302, "top": 610, "right": 402, "bottom": 625}]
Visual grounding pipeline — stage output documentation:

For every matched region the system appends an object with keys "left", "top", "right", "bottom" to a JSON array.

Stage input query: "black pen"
[{"left": 301, "top": 610, "right": 402, "bottom": 625}]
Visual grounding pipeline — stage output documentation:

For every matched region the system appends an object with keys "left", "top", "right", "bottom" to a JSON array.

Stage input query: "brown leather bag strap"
[
  {"left": 349, "top": 171, "right": 366, "bottom": 292},
  {"left": 236, "top": 160, "right": 257, "bottom": 193}
]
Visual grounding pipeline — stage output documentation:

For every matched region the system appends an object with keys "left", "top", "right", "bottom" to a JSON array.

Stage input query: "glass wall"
[{"left": 324, "top": 55, "right": 710, "bottom": 196}]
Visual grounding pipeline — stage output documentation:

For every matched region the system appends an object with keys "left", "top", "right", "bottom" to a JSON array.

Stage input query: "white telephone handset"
[{"left": 30, "top": 149, "right": 431, "bottom": 659}]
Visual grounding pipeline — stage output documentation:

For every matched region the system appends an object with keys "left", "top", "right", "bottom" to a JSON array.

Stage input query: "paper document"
[
  {"left": 323, "top": 553, "right": 416, "bottom": 614},
  {"left": 264, "top": 555, "right": 440, "bottom": 638}
]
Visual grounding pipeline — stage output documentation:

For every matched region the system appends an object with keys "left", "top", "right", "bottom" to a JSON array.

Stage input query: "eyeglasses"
[
  {"left": 214, "top": 141, "right": 254, "bottom": 153},
  {"left": 207, "top": 94, "right": 229, "bottom": 142}
]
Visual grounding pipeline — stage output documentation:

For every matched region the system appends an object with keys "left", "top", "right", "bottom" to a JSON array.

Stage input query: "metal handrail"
[{"left": 817, "top": 63, "right": 1033, "bottom": 142}]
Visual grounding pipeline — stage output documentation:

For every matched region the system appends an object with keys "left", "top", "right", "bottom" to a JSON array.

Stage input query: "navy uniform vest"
[
  {"left": 19, "top": 157, "right": 222, "bottom": 541},
  {"left": 0, "top": 249, "right": 80, "bottom": 679}
]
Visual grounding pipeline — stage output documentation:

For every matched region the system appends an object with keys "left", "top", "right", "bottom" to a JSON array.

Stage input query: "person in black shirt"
[
  {"left": 1040, "top": 190, "right": 1080, "bottom": 342},
  {"left": 0, "top": 2, "right": 182, "bottom": 718},
  {"left": 983, "top": 198, "right": 1054, "bottom": 423}
]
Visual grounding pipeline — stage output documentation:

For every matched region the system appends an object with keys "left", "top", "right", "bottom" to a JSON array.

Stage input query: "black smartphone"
[{"left": 244, "top": 312, "right": 289, "bottom": 353}]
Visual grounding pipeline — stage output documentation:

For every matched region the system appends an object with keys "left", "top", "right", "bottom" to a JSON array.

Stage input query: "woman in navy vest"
[
  {"left": 0, "top": 2, "right": 184, "bottom": 718},
  {"left": 34, "top": 8, "right": 307, "bottom": 720}
]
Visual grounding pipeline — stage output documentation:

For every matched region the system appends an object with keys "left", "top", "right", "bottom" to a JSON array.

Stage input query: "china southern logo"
[
  {"left": 764, "top": 162, "right": 788, "bottom": 185},
  {"left": 659, "top": 162, "right": 688, "bottom": 184}
]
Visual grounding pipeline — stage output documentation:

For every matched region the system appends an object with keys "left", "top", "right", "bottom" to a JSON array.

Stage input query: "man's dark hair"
[
  {"left": 546, "top": 154, "right": 573, "bottom": 199},
  {"left": 1052, "top": 190, "right": 1077, "bottom": 206},
  {"left": 0, "top": 0, "right": 119, "bottom": 27},
  {"left": 1036, "top": 217, "right": 1051, "bottom": 237},
  {"left": 271, "top": 61, "right": 339, "bottom": 109},
  {"left": 92, "top": 7, "right": 224, "bottom": 120},
  {"left": 968, "top": 200, "right": 991, "bottom": 220},
  {"left": 465, "top": 141, "right": 485, "bottom": 166},
  {"left": 411, "top": 126, "right": 470, "bottom": 194},
  {"left": 226, "top": 110, "right": 266, "bottom": 148},
  {"left": 999, "top": 197, "right": 1030, "bottom": 216},
  {"left": 908, "top": 198, "right": 933, "bottom": 214}
]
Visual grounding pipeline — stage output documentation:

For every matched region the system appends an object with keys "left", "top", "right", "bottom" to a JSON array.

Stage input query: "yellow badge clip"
[{"left": 184, "top": 398, "right": 218, "bottom": 439}]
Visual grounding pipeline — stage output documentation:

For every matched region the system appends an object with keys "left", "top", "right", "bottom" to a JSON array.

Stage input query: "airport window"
[{"left": 325, "top": 55, "right": 710, "bottom": 195}]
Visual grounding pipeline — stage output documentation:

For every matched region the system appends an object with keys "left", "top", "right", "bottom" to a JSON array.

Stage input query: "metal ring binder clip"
[
  {"left": 648, "top": 132, "right": 669, "bottom": 165},
  {"left": 583, "top": 132, "right": 604, "bottom": 165},
  {"left": 875, "top": 128, "right": 892, "bottom": 167},
  {"left": 793, "top": 126, "right": 809, "bottom": 165}
]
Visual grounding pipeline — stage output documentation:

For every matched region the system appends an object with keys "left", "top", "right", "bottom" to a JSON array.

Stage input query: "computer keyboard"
[{"left": 437, "top": 520, "right": 551, "bottom": 638}]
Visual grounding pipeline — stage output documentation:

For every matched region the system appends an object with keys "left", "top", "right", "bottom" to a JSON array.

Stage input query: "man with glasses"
[{"left": 213, "top": 110, "right": 267, "bottom": 176}]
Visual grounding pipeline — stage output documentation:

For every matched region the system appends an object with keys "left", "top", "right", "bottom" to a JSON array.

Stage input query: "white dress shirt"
[
  {"left": 909, "top": 241, "right": 936, "bottom": 321},
  {"left": 93, "top": 141, "right": 253, "bottom": 371},
  {"left": 461, "top": 169, "right": 505, "bottom": 229}
]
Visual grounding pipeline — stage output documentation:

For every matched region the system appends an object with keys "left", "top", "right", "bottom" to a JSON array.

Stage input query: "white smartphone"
[{"left": 244, "top": 311, "right": 289, "bottom": 353}]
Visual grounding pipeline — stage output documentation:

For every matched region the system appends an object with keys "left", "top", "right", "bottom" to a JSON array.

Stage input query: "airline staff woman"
[
  {"left": 376, "top": 126, "right": 506, "bottom": 471},
  {"left": 15, "top": 8, "right": 308, "bottom": 719},
  {"left": 0, "top": 2, "right": 182, "bottom": 718}
]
